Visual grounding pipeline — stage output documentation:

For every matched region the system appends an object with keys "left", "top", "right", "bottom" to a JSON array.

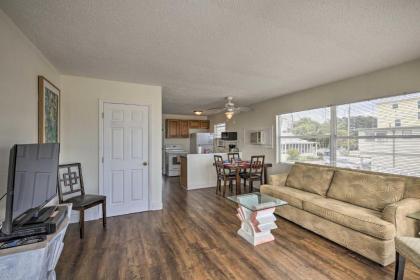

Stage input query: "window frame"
[
  {"left": 276, "top": 93, "right": 420, "bottom": 176},
  {"left": 276, "top": 106, "right": 332, "bottom": 164},
  {"left": 213, "top": 122, "right": 226, "bottom": 139}
]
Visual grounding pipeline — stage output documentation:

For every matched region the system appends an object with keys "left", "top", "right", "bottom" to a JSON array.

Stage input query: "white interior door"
[{"left": 103, "top": 102, "right": 149, "bottom": 216}]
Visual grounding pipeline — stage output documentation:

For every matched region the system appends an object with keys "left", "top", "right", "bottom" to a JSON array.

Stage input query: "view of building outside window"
[
  {"left": 277, "top": 107, "right": 331, "bottom": 164},
  {"left": 277, "top": 92, "right": 420, "bottom": 176}
]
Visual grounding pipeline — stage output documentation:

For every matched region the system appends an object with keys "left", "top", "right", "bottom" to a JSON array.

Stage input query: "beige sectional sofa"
[{"left": 260, "top": 162, "right": 420, "bottom": 266}]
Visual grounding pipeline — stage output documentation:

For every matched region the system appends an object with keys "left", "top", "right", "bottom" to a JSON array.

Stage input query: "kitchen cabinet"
[
  {"left": 166, "top": 119, "right": 179, "bottom": 138},
  {"left": 200, "top": 120, "right": 210, "bottom": 129},
  {"left": 179, "top": 120, "right": 189, "bottom": 138},
  {"left": 180, "top": 156, "right": 187, "bottom": 188},
  {"left": 165, "top": 119, "right": 210, "bottom": 138},
  {"left": 188, "top": 120, "right": 201, "bottom": 129}
]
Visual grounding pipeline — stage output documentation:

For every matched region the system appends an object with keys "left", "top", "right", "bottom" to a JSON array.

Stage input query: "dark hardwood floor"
[{"left": 57, "top": 177, "right": 420, "bottom": 279}]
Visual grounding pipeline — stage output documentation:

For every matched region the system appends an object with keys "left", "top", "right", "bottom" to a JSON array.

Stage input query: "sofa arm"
[
  {"left": 268, "top": 173, "right": 288, "bottom": 186},
  {"left": 383, "top": 198, "right": 420, "bottom": 237}
]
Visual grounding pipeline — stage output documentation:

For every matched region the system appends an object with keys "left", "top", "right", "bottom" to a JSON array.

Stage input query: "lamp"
[
  {"left": 193, "top": 110, "right": 203, "bottom": 116},
  {"left": 225, "top": 111, "right": 234, "bottom": 120}
]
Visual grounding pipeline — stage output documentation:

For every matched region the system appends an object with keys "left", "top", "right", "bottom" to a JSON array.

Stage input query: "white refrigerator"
[{"left": 190, "top": 133, "right": 214, "bottom": 154}]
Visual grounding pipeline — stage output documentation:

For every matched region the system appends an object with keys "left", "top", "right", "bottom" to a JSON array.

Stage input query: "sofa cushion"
[
  {"left": 327, "top": 170, "right": 405, "bottom": 211},
  {"left": 303, "top": 198, "right": 395, "bottom": 240},
  {"left": 285, "top": 163, "right": 334, "bottom": 196},
  {"left": 268, "top": 173, "right": 288, "bottom": 187},
  {"left": 260, "top": 184, "right": 321, "bottom": 209},
  {"left": 276, "top": 205, "right": 395, "bottom": 266}
]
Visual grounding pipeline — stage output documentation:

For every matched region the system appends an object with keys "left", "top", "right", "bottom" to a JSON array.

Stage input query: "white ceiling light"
[{"left": 225, "top": 111, "right": 234, "bottom": 120}]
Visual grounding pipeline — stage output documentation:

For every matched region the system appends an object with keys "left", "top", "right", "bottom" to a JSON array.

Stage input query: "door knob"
[{"left": 143, "top": 162, "right": 148, "bottom": 166}]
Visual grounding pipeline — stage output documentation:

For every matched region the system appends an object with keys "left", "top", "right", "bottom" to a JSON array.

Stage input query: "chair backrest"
[
  {"left": 249, "top": 155, "right": 265, "bottom": 176},
  {"left": 57, "top": 163, "right": 85, "bottom": 202},
  {"left": 214, "top": 155, "right": 224, "bottom": 175},
  {"left": 227, "top": 153, "right": 240, "bottom": 163}
]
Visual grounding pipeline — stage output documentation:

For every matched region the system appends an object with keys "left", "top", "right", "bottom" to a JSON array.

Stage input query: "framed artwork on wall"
[{"left": 38, "top": 76, "right": 60, "bottom": 143}]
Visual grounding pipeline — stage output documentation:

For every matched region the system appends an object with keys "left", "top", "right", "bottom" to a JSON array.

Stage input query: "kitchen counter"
[{"left": 180, "top": 153, "right": 242, "bottom": 190}]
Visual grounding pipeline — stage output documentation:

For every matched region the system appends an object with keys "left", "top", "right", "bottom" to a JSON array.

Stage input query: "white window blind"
[
  {"left": 214, "top": 123, "right": 226, "bottom": 138},
  {"left": 277, "top": 92, "right": 420, "bottom": 176},
  {"left": 277, "top": 107, "right": 331, "bottom": 164}
]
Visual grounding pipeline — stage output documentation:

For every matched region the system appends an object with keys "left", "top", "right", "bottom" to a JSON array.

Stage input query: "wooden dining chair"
[
  {"left": 57, "top": 163, "right": 107, "bottom": 238},
  {"left": 241, "top": 155, "right": 265, "bottom": 193},
  {"left": 227, "top": 152, "right": 240, "bottom": 163},
  {"left": 214, "top": 155, "right": 236, "bottom": 197},
  {"left": 214, "top": 155, "right": 224, "bottom": 195}
]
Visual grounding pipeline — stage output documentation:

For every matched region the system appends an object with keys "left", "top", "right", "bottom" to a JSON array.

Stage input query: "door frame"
[{"left": 98, "top": 100, "right": 151, "bottom": 216}]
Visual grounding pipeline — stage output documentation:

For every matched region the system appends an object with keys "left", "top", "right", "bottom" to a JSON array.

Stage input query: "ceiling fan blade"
[
  {"left": 204, "top": 108, "right": 225, "bottom": 114},
  {"left": 235, "top": 106, "right": 251, "bottom": 112}
]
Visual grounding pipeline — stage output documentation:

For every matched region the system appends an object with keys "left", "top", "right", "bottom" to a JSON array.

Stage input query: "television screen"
[{"left": 2, "top": 143, "right": 60, "bottom": 234}]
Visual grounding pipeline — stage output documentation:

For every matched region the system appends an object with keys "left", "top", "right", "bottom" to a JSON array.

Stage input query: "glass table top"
[
  {"left": 407, "top": 211, "right": 420, "bottom": 220},
  {"left": 228, "top": 192, "right": 288, "bottom": 211}
]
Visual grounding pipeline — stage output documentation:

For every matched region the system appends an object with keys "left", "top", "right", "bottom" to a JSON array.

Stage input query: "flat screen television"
[{"left": 2, "top": 143, "right": 60, "bottom": 234}]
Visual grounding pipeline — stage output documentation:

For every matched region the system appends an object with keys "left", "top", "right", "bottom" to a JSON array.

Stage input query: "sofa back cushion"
[
  {"left": 403, "top": 176, "right": 420, "bottom": 199},
  {"left": 269, "top": 173, "right": 288, "bottom": 187},
  {"left": 285, "top": 163, "right": 334, "bottom": 196},
  {"left": 327, "top": 169, "right": 405, "bottom": 211}
]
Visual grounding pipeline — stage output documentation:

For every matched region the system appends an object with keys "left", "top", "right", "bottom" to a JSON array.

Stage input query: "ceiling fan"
[{"left": 203, "top": 97, "right": 251, "bottom": 119}]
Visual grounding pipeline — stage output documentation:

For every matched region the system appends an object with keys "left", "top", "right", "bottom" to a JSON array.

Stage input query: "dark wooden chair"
[
  {"left": 57, "top": 163, "right": 106, "bottom": 238},
  {"left": 241, "top": 155, "right": 265, "bottom": 193},
  {"left": 214, "top": 155, "right": 236, "bottom": 197},
  {"left": 227, "top": 152, "right": 240, "bottom": 163}
]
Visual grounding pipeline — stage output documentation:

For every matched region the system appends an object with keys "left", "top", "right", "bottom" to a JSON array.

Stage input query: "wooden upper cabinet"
[
  {"left": 188, "top": 120, "right": 201, "bottom": 129},
  {"left": 166, "top": 119, "right": 179, "bottom": 138},
  {"left": 200, "top": 120, "right": 210, "bottom": 129},
  {"left": 165, "top": 119, "right": 210, "bottom": 138},
  {"left": 179, "top": 120, "right": 189, "bottom": 138}
]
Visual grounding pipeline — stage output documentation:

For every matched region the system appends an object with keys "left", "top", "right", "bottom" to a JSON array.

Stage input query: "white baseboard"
[
  {"left": 149, "top": 200, "right": 163, "bottom": 210},
  {"left": 69, "top": 202, "right": 163, "bottom": 223}
]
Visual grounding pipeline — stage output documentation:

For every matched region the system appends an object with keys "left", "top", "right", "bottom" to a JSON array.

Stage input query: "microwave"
[
  {"left": 250, "top": 131, "right": 265, "bottom": 145},
  {"left": 221, "top": 132, "right": 237, "bottom": 141}
]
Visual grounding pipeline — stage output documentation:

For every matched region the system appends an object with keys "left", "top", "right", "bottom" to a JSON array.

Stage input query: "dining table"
[{"left": 221, "top": 161, "right": 272, "bottom": 195}]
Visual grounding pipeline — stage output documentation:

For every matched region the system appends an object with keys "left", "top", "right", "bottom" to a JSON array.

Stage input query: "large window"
[
  {"left": 214, "top": 122, "right": 226, "bottom": 138},
  {"left": 277, "top": 92, "right": 420, "bottom": 176},
  {"left": 277, "top": 107, "right": 331, "bottom": 165}
]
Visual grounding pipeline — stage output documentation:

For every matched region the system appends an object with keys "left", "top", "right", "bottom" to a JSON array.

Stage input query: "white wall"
[
  {"left": 162, "top": 114, "right": 208, "bottom": 153},
  {"left": 209, "top": 58, "right": 420, "bottom": 174},
  {"left": 61, "top": 75, "right": 162, "bottom": 221},
  {"left": 0, "top": 9, "right": 163, "bottom": 223},
  {"left": 0, "top": 9, "right": 61, "bottom": 216}
]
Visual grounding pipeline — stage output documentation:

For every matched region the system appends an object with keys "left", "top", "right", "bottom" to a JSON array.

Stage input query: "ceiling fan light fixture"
[
  {"left": 193, "top": 110, "right": 203, "bottom": 115},
  {"left": 225, "top": 111, "right": 234, "bottom": 120}
]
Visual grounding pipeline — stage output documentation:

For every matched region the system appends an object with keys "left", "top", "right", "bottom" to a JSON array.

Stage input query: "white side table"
[{"left": 0, "top": 204, "right": 72, "bottom": 280}]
